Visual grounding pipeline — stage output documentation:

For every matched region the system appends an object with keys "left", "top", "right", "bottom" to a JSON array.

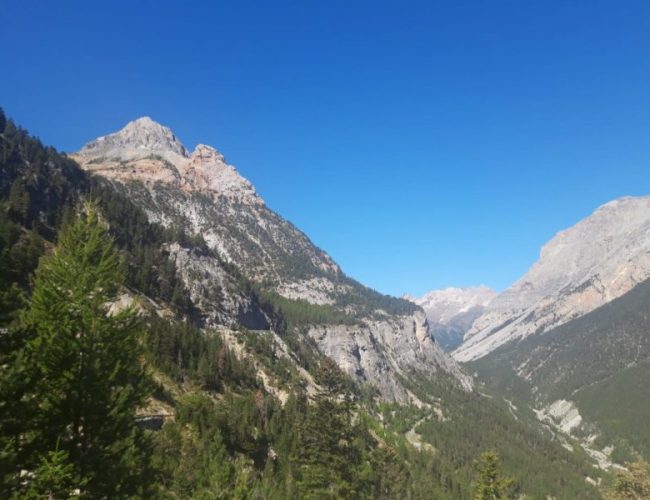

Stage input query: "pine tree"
[
  {"left": 17, "top": 204, "right": 154, "bottom": 497},
  {"left": 474, "top": 451, "right": 516, "bottom": 499},
  {"left": 367, "top": 446, "right": 409, "bottom": 499},
  {"left": 294, "top": 357, "right": 360, "bottom": 498},
  {"left": 25, "top": 448, "right": 81, "bottom": 499},
  {"left": 8, "top": 178, "right": 30, "bottom": 223},
  {"left": 606, "top": 460, "right": 650, "bottom": 499}
]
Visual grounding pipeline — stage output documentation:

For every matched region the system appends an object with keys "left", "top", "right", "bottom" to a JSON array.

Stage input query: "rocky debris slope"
[
  {"left": 454, "top": 196, "right": 650, "bottom": 362},
  {"left": 407, "top": 286, "right": 496, "bottom": 351},
  {"left": 73, "top": 117, "right": 472, "bottom": 401}
]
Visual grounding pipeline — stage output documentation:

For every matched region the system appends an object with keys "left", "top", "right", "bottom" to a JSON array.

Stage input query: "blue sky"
[{"left": 2, "top": 1, "right": 650, "bottom": 296}]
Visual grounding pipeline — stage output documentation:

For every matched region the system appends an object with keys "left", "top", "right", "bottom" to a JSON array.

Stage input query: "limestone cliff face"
[
  {"left": 73, "top": 117, "right": 472, "bottom": 401},
  {"left": 454, "top": 196, "right": 650, "bottom": 362},
  {"left": 308, "top": 309, "right": 472, "bottom": 401}
]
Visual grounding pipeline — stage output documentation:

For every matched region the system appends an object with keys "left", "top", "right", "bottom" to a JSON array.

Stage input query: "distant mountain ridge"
[
  {"left": 454, "top": 196, "right": 650, "bottom": 361},
  {"left": 407, "top": 286, "right": 496, "bottom": 351}
]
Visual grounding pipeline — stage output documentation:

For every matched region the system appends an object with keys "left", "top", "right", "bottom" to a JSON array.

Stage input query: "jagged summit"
[
  {"left": 73, "top": 118, "right": 260, "bottom": 204},
  {"left": 78, "top": 116, "right": 189, "bottom": 160}
]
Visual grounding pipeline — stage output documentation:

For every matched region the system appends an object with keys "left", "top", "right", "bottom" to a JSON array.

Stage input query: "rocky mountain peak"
[
  {"left": 77, "top": 116, "right": 189, "bottom": 160},
  {"left": 73, "top": 119, "right": 262, "bottom": 205},
  {"left": 454, "top": 195, "right": 650, "bottom": 361}
]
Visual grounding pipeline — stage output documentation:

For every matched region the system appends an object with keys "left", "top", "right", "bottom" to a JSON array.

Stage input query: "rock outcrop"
[{"left": 308, "top": 309, "right": 473, "bottom": 401}]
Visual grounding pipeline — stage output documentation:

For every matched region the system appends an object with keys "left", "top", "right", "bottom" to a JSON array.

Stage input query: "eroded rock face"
[
  {"left": 72, "top": 117, "right": 337, "bottom": 295},
  {"left": 167, "top": 243, "right": 270, "bottom": 330},
  {"left": 454, "top": 196, "right": 650, "bottom": 361},
  {"left": 308, "top": 309, "right": 473, "bottom": 401}
]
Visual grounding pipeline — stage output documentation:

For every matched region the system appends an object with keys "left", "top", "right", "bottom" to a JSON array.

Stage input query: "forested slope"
[{"left": 0, "top": 109, "right": 602, "bottom": 498}]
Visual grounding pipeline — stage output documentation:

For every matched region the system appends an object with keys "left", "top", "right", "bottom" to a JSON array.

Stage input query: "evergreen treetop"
[{"left": 13, "top": 203, "right": 154, "bottom": 497}]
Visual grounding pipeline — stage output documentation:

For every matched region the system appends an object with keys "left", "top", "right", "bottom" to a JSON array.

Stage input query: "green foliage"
[
  {"left": 293, "top": 359, "right": 361, "bottom": 498},
  {"left": 239, "top": 329, "right": 302, "bottom": 390},
  {"left": 384, "top": 373, "right": 601, "bottom": 498},
  {"left": 473, "top": 451, "right": 516, "bottom": 499},
  {"left": 23, "top": 448, "right": 82, "bottom": 499},
  {"left": 87, "top": 180, "right": 195, "bottom": 313},
  {"left": 472, "top": 278, "right": 650, "bottom": 460},
  {"left": 605, "top": 460, "right": 650, "bottom": 499},
  {"left": 337, "top": 275, "right": 420, "bottom": 316},
  {"left": 0, "top": 206, "right": 154, "bottom": 497},
  {"left": 365, "top": 446, "right": 410, "bottom": 499},
  {"left": 574, "top": 361, "right": 650, "bottom": 459},
  {"left": 0, "top": 209, "right": 44, "bottom": 297},
  {"left": 145, "top": 316, "right": 259, "bottom": 391},
  {"left": 153, "top": 392, "right": 270, "bottom": 498},
  {"left": 0, "top": 113, "right": 196, "bottom": 319},
  {"left": 258, "top": 289, "right": 357, "bottom": 328},
  {"left": 8, "top": 178, "right": 29, "bottom": 222}
]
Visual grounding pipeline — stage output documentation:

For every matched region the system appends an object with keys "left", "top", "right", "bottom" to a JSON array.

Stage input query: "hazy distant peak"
[
  {"left": 414, "top": 286, "right": 496, "bottom": 307},
  {"left": 407, "top": 286, "right": 496, "bottom": 351}
]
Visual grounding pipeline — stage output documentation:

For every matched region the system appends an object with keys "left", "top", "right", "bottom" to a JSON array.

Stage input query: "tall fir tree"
[
  {"left": 294, "top": 357, "right": 361, "bottom": 498},
  {"left": 9, "top": 204, "right": 154, "bottom": 497},
  {"left": 474, "top": 451, "right": 516, "bottom": 500}
]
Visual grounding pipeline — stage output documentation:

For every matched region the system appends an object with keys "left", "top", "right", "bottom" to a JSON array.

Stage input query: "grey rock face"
[
  {"left": 454, "top": 196, "right": 650, "bottom": 361},
  {"left": 167, "top": 243, "right": 270, "bottom": 330}
]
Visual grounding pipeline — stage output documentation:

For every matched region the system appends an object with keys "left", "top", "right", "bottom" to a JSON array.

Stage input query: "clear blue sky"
[{"left": 2, "top": 1, "right": 649, "bottom": 296}]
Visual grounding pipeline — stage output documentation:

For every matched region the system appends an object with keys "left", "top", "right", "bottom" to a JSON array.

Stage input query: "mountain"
[
  {"left": 470, "top": 277, "right": 650, "bottom": 464},
  {"left": 407, "top": 286, "right": 496, "bottom": 351},
  {"left": 72, "top": 117, "right": 472, "bottom": 401},
  {"left": 454, "top": 196, "right": 650, "bottom": 362},
  {"left": 0, "top": 109, "right": 604, "bottom": 497}
]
